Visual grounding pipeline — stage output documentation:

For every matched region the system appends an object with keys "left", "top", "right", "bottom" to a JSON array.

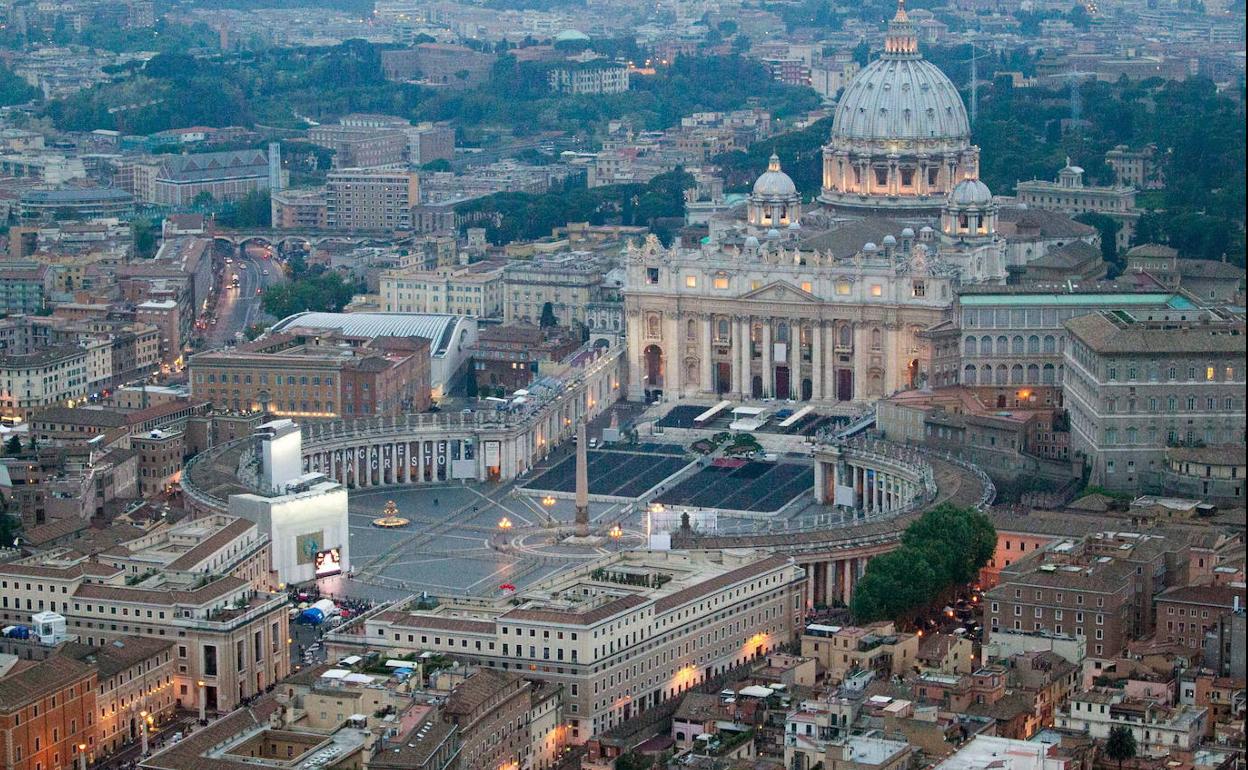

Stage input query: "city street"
[{"left": 205, "top": 245, "right": 287, "bottom": 348}]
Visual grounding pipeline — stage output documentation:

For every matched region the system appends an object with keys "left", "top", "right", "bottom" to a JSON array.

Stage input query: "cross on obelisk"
[{"left": 574, "top": 420, "right": 590, "bottom": 537}]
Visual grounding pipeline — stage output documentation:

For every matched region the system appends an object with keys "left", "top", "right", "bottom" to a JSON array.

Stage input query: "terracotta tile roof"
[
  {"left": 1155, "top": 584, "right": 1245, "bottom": 609},
  {"left": 165, "top": 518, "right": 256, "bottom": 571},
  {"left": 74, "top": 575, "right": 247, "bottom": 606},
  {"left": 0, "top": 654, "right": 95, "bottom": 712},
  {"left": 655, "top": 555, "right": 791, "bottom": 613},
  {"left": 61, "top": 637, "right": 175, "bottom": 678},
  {"left": 502, "top": 593, "right": 648, "bottom": 626},
  {"left": 375, "top": 611, "right": 495, "bottom": 635},
  {"left": 444, "top": 669, "right": 525, "bottom": 717},
  {"left": 1065, "top": 312, "right": 1246, "bottom": 355}
]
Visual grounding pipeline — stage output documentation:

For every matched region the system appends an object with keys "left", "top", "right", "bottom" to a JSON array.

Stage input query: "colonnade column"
[
  {"left": 841, "top": 559, "right": 853, "bottom": 605},
  {"left": 701, "top": 314, "right": 713, "bottom": 395},
  {"left": 814, "top": 461, "right": 827, "bottom": 504},
  {"left": 824, "top": 561, "right": 836, "bottom": 606}
]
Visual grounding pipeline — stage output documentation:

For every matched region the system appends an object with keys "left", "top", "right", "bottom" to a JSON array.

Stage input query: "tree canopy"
[
  {"left": 850, "top": 504, "right": 996, "bottom": 623},
  {"left": 261, "top": 268, "right": 360, "bottom": 318}
]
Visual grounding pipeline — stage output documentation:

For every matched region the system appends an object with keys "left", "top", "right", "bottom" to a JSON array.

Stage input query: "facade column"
[
  {"left": 625, "top": 310, "right": 642, "bottom": 400},
  {"left": 841, "top": 559, "right": 853, "bottom": 605},
  {"left": 667, "top": 313, "right": 683, "bottom": 400},
  {"left": 761, "top": 320, "right": 772, "bottom": 398},
  {"left": 701, "top": 314, "right": 713, "bottom": 395},
  {"left": 812, "top": 321, "right": 824, "bottom": 401},
  {"left": 876, "top": 473, "right": 884, "bottom": 512},
  {"left": 824, "top": 560, "right": 836, "bottom": 605},
  {"left": 738, "top": 317, "right": 751, "bottom": 398},
  {"left": 814, "top": 461, "right": 827, "bottom": 504}
]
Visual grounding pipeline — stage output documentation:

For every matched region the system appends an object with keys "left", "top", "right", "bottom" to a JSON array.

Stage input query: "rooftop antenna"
[{"left": 962, "top": 42, "right": 990, "bottom": 128}]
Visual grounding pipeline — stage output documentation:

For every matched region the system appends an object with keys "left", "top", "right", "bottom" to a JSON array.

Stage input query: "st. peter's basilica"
[{"left": 623, "top": 2, "right": 1087, "bottom": 404}]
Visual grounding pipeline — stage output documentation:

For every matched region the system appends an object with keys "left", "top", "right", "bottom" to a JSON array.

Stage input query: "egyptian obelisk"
[{"left": 574, "top": 420, "right": 590, "bottom": 537}]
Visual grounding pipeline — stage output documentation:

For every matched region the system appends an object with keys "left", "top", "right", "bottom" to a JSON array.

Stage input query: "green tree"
[
  {"left": 0, "top": 65, "right": 39, "bottom": 106},
  {"left": 4, "top": 435, "right": 21, "bottom": 455},
  {"left": 132, "top": 218, "right": 157, "bottom": 258},
  {"left": 539, "top": 302, "right": 558, "bottom": 328},
  {"left": 193, "top": 191, "right": 216, "bottom": 208},
  {"left": 1074, "top": 212, "right": 1122, "bottom": 271},
  {"left": 1105, "top": 725, "right": 1137, "bottom": 770},
  {"left": 0, "top": 513, "right": 18, "bottom": 549},
  {"left": 26, "top": 435, "right": 37, "bottom": 452},
  {"left": 850, "top": 504, "right": 996, "bottom": 623},
  {"left": 421, "top": 159, "right": 452, "bottom": 172}
]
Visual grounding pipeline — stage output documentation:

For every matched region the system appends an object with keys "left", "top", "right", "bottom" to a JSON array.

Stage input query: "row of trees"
[
  {"left": 261, "top": 265, "right": 361, "bottom": 319},
  {"left": 850, "top": 504, "right": 996, "bottom": 623},
  {"left": 456, "top": 168, "right": 695, "bottom": 245}
]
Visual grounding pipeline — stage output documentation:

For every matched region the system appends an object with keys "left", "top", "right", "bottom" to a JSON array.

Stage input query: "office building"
[{"left": 325, "top": 169, "right": 419, "bottom": 231}]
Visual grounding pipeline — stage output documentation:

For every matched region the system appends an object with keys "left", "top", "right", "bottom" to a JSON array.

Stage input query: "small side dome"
[
  {"left": 766, "top": 228, "right": 781, "bottom": 240},
  {"left": 882, "top": 234, "right": 897, "bottom": 245},
  {"left": 950, "top": 178, "right": 993, "bottom": 206},
  {"left": 787, "top": 220, "right": 802, "bottom": 230},
  {"left": 901, "top": 227, "right": 915, "bottom": 237},
  {"left": 919, "top": 225, "right": 934, "bottom": 233},
  {"left": 863, "top": 242, "right": 878, "bottom": 251},
  {"left": 752, "top": 153, "right": 797, "bottom": 198},
  {"left": 744, "top": 235, "right": 760, "bottom": 249}
]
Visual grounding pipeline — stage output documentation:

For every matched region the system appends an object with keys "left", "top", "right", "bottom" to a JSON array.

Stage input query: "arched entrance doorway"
[
  {"left": 907, "top": 358, "right": 920, "bottom": 389},
  {"left": 751, "top": 375, "right": 763, "bottom": 399},
  {"left": 715, "top": 363, "right": 731, "bottom": 394},
  {"left": 643, "top": 345, "right": 664, "bottom": 401},
  {"left": 775, "top": 365, "right": 790, "bottom": 400},
  {"left": 801, "top": 378, "right": 813, "bottom": 401}
]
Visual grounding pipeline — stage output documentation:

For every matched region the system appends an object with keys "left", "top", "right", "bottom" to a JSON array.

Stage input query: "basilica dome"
[
  {"left": 831, "top": 57, "right": 969, "bottom": 143},
  {"left": 819, "top": 0, "right": 982, "bottom": 214}
]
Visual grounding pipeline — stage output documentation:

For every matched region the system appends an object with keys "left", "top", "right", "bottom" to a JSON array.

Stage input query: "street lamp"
[
  {"left": 77, "top": 744, "right": 87, "bottom": 770},
  {"left": 608, "top": 524, "right": 623, "bottom": 540},
  {"left": 498, "top": 517, "right": 513, "bottom": 532},
  {"left": 197, "top": 681, "right": 207, "bottom": 724},
  {"left": 139, "top": 710, "right": 150, "bottom": 756}
]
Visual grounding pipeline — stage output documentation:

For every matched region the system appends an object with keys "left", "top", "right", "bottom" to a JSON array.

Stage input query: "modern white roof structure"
[
  {"left": 271, "top": 312, "right": 474, "bottom": 359},
  {"left": 933, "top": 736, "right": 1067, "bottom": 770}
]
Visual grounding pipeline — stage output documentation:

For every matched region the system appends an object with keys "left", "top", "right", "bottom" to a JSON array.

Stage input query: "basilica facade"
[{"left": 623, "top": 1, "right": 1008, "bottom": 405}]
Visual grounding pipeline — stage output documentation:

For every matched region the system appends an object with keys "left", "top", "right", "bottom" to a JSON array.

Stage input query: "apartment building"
[
  {"left": 547, "top": 63, "right": 630, "bottom": 94},
  {"left": 0, "top": 261, "right": 53, "bottom": 315},
  {"left": 131, "top": 428, "right": 184, "bottom": 498},
  {"left": 188, "top": 332, "right": 431, "bottom": 417},
  {"left": 503, "top": 251, "right": 616, "bottom": 329},
  {"left": 270, "top": 188, "right": 327, "bottom": 230},
  {"left": 0, "top": 553, "right": 289, "bottom": 715},
  {"left": 379, "top": 260, "right": 506, "bottom": 317},
  {"left": 0, "top": 653, "right": 97, "bottom": 770},
  {"left": 986, "top": 540, "right": 1139, "bottom": 658},
  {"left": 469, "top": 324, "right": 582, "bottom": 392},
  {"left": 1155, "top": 585, "right": 1247, "bottom": 650},
  {"left": 443, "top": 670, "right": 532, "bottom": 770},
  {"left": 307, "top": 125, "right": 409, "bottom": 169},
  {"left": 1063, "top": 309, "right": 1246, "bottom": 493},
  {"left": 325, "top": 168, "right": 419, "bottom": 231},
  {"left": 345, "top": 550, "right": 804, "bottom": 743},
  {"left": 800, "top": 622, "right": 919, "bottom": 683},
  {"left": 0, "top": 346, "right": 89, "bottom": 420},
  {"left": 61, "top": 637, "right": 178, "bottom": 757},
  {"left": 1057, "top": 688, "right": 1207, "bottom": 754}
]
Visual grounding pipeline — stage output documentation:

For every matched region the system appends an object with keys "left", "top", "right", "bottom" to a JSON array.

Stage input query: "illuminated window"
[
  {"left": 685, "top": 276, "right": 697, "bottom": 288},
  {"left": 751, "top": 280, "right": 762, "bottom": 290},
  {"left": 870, "top": 284, "right": 883, "bottom": 297},
  {"left": 1206, "top": 366, "right": 1215, "bottom": 381},
  {"left": 836, "top": 281, "right": 851, "bottom": 296},
  {"left": 713, "top": 276, "right": 729, "bottom": 290},
  {"left": 800, "top": 282, "right": 813, "bottom": 293}
]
